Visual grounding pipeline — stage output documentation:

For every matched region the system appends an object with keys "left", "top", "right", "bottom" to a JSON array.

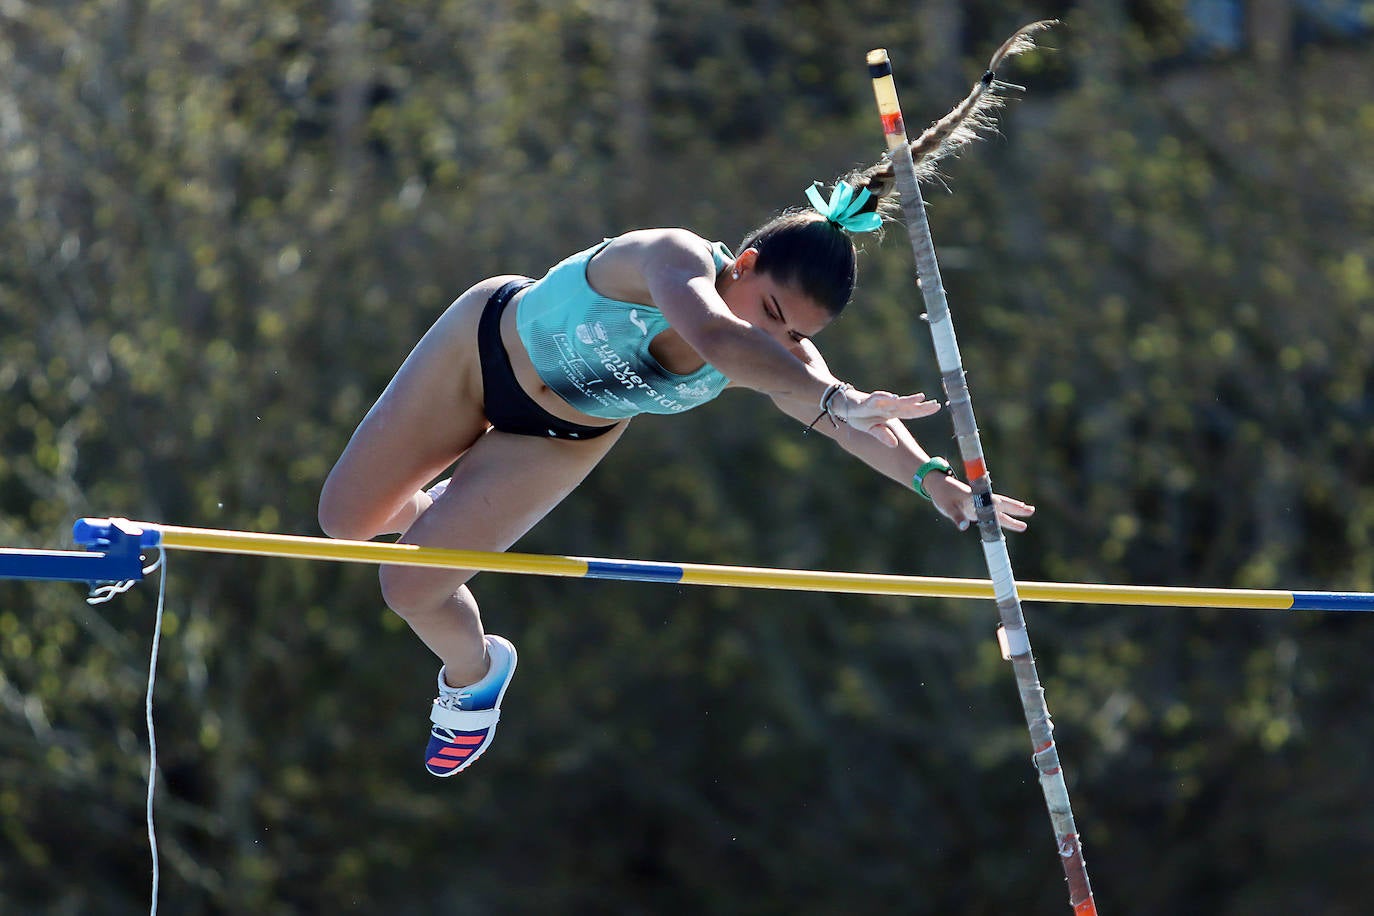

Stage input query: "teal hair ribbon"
[{"left": 805, "top": 181, "right": 883, "bottom": 233}]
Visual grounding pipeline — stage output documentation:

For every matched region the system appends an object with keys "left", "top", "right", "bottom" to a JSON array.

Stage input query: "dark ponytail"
[{"left": 738, "top": 21, "right": 1054, "bottom": 317}]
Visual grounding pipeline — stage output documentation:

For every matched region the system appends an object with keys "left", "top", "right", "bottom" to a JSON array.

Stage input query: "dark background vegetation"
[{"left": 3, "top": 1, "right": 1372, "bottom": 913}]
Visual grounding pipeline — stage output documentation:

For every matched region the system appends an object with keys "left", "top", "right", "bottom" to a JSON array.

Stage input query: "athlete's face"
[{"left": 721, "top": 248, "right": 834, "bottom": 352}]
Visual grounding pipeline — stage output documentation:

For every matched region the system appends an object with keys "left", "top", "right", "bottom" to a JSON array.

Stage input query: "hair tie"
[{"left": 804, "top": 180, "right": 883, "bottom": 233}]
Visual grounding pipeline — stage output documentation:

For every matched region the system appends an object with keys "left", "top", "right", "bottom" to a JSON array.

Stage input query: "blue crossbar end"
[
  {"left": 0, "top": 518, "right": 149, "bottom": 585},
  {"left": 73, "top": 517, "right": 161, "bottom": 551},
  {"left": 1291, "top": 591, "right": 1374, "bottom": 613}
]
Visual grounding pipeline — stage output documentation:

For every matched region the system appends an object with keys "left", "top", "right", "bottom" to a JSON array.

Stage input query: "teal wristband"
[{"left": 913, "top": 457, "right": 954, "bottom": 501}]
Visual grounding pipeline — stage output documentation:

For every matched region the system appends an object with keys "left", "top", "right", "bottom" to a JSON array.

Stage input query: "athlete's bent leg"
[{"left": 377, "top": 424, "right": 626, "bottom": 684}]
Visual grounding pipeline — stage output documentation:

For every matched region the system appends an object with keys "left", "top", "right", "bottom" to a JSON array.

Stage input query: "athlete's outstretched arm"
[
  {"left": 769, "top": 339, "right": 1034, "bottom": 532},
  {"left": 632, "top": 230, "right": 935, "bottom": 443},
  {"left": 638, "top": 229, "right": 834, "bottom": 398}
]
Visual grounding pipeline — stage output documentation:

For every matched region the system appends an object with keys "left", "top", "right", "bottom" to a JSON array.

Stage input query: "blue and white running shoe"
[{"left": 425, "top": 634, "right": 517, "bottom": 777}]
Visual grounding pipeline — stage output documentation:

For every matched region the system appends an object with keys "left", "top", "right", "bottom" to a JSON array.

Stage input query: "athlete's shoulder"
[
  {"left": 587, "top": 230, "right": 714, "bottom": 298},
  {"left": 604, "top": 228, "right": 709, "bottom": 259}
]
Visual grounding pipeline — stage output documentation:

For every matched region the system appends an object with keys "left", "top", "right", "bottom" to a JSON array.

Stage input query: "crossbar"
[{"left": 40, "top": 518, "right": 1371, "bottom": 612}]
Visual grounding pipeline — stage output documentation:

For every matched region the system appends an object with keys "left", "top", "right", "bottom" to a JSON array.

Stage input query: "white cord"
[
  {"left": 82, "top": 548, "right": 168, "bottom": 913},
  {"left": 144, "top": 549, "right": 167, "bottom": 916}
]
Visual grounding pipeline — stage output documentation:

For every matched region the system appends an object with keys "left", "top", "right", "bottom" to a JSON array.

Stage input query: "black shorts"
[{"left": 478, "top": 279, "right": 619, "bottom": 441}]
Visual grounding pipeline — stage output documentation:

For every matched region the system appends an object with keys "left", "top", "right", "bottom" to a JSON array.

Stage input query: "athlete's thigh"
[
  {"left": 319, "top": 276, "right": 522, "bottom": 539},
  {"left": 384, "top": 424, "right": 627, "bottom": 598}
]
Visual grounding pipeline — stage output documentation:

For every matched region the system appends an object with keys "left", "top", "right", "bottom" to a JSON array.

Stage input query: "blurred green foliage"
[{"left": 3, "top": 1, "right": 1372, "bottom": 913}]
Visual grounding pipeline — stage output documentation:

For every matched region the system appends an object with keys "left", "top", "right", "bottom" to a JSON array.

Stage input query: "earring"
[{"left": 732, "top": 271, "right": 739, "bottom": 279}]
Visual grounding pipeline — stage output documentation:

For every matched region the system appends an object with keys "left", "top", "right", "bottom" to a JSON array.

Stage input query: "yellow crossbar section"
[{"left": 140, "top": 522, "right": 1301, "bottom": 610}]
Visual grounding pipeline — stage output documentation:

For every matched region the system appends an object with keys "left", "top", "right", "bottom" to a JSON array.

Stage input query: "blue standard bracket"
[{"left": 0, "top": 518, "right": 149, "bottom": 586}]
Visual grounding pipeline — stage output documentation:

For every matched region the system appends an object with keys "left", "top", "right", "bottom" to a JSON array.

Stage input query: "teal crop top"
[{"left": 515, "top": 238, "right": 734, "bottom": 420}]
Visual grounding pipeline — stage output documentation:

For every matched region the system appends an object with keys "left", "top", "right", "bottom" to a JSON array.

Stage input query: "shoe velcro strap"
[{"left": 431, "top": 703, "right": 500, "bottom": 730}]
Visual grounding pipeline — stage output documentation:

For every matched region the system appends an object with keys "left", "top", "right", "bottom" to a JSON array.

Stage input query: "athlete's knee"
[
  {"left": 317, "top": 480, "right": 377, "bottom": 543},
  {"left": 378, "top": 563, "right": 472, "bottom": 621},
  {"left": 377, "top": 565, "right": 416, "bottom": 619},
  {"left": 317, "top": 462, "right": 396, "bottom": 541},
  {"left": 317, "top": 494, "right": 358, "bottom": 541}
]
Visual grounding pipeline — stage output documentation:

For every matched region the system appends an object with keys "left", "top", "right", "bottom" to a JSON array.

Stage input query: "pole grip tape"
[{"left": 997, "top": 623, "right": 1031, "bottom": 659}]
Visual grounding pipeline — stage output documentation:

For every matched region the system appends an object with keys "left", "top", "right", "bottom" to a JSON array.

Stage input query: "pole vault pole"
[{"left": 867, "top": 33, "right": 1098, "bottom": 915}]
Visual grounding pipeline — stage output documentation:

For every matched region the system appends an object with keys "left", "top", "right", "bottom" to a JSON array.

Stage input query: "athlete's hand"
[
  {"left": 837, "top": 389, "right": 942, "bottom": 446},
  {"left": 925, "top": 472, "right": 1036, "bottom": 533}
]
